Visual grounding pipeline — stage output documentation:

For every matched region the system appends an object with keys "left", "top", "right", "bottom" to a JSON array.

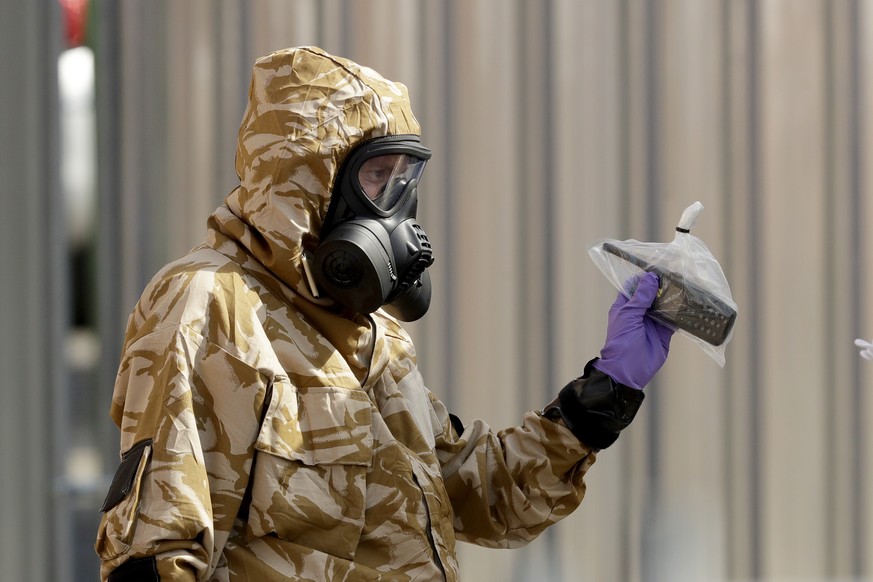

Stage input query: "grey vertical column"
[
  {"left": 823, "top": 0, "right": 865, "bottom": 576},
  {"left": 165, "top": 0, "right": 226, "bottom": 258},
  {"left": 216, "top": 0, "right": 249, "bottom": 201},
  {"left": 93, "top": 0, "right": 123, "bottom": 431},
  {"left": 0, "top": 0, "right": 61, "bottom": 581},
  {"left": 860, "top": 5, "right": 873, "bottom": 578},
  {"left": 723, "top": 0, "right": 762, "bottom": 578},
  {"left": 759, "top": 0, "right": 829, "bottom": 576}
]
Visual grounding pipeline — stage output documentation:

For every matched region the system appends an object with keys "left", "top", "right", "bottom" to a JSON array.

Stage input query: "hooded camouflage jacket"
[{"left": 95, "top": 46, "right": 595, "bottom": 581}]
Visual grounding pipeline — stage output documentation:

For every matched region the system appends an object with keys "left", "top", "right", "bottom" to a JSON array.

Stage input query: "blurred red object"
[{"left": 60, "top": 0, "right": 88, "bottom": 47}]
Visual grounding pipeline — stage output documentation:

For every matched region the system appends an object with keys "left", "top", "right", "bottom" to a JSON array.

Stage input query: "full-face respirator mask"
[{"left": 309, "top": 135, "right": 435, "bottom": 321}]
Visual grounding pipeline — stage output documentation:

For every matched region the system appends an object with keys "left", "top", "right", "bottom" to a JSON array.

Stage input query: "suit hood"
[{"left": 207, "top": 46, "right": 422, "bottom": 300}]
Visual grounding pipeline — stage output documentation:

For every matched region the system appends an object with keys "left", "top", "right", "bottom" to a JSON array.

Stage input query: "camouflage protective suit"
[{"left": 95, "top": 46, "right": 599, "bottom": 581}]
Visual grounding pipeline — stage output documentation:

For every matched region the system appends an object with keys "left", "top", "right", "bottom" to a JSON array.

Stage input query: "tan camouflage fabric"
[{"left": 95, "top": 46, "right": 596, "bottom": 581}]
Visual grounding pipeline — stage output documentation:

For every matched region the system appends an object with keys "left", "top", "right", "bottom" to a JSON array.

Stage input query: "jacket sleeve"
[
  {"left": 95, "top": 325, "right": 271, "bottom": 581},
  {"left": 431, "top": 390, "right": 597, "bottom": 549}
]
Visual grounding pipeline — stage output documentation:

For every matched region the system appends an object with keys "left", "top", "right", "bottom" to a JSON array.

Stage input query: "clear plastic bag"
[{"left": 588, "top": 201, "right": 738, "bottom": 367}]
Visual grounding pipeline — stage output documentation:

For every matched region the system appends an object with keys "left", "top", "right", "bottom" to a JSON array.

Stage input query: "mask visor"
[{"left": 357, "top": 154, "right": 427, "bottom": 211}]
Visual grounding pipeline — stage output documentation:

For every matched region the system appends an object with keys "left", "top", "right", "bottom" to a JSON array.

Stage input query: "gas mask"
[{"left": 310, "top": 135, "right": 435, "bottom": 321}]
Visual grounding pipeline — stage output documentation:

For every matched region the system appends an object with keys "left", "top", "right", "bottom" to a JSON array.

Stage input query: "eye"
[
  {"left": 358, "top": 156, "right": 401, "bottom": 199},
  {"left": 361, "top": 167, "right": 390, "bottom": 183}
]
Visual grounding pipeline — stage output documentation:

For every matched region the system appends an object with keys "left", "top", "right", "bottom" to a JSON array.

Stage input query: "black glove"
[{"left": 542, "top": 359, "right": 645, "bottom": 450}]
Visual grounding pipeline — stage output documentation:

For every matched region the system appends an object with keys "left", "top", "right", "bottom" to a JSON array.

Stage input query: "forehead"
[{"left": 361, "top": 154, "right": 404, "bottom": 168}]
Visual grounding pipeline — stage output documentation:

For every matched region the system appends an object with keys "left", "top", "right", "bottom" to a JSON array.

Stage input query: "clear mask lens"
[{"left": 357, "top": 153, "right": 427, "bottom": 210}]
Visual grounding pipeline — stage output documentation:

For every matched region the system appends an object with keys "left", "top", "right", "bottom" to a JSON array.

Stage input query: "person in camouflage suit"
[{"left": 95, "top": 46, "right": 674, "bottom": 581}]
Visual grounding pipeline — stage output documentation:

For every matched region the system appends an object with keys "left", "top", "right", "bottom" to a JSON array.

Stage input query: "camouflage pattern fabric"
[{"left": 95, "top": 46, "right": 596, "bottom": 581}]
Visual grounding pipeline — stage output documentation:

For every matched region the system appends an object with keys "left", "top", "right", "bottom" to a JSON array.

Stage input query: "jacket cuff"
[{"left": 547, "top": 358, "right": 645, "bottom": 450}]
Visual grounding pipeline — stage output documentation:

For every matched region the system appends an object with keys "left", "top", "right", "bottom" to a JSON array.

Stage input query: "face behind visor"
[{"left": 311, "top": 135, "right": 435, "bottom": 321}]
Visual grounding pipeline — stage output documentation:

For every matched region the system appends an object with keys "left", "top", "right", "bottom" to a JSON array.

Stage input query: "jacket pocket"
[
  {"left": 95, "top": 439, "right": 153, "bottom": 560},
  {"left": 249, "top": 380, "right": 373, "bottom": 561}
]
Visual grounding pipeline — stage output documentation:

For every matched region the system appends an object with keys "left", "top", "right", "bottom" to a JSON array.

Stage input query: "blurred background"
[{"left": 1, "top": 0, "right": 872, "bottom": 580}]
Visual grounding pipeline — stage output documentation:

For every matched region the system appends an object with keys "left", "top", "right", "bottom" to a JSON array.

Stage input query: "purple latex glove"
[{"left": 592, "top": 272, "right": 675, "bottom": 389}]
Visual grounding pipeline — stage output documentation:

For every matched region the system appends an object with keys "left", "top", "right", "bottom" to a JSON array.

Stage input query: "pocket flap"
[
  {"left": 256, "top": 382, "right": 373, "bottom": 466},
  {"left": 100, "top": 439, "right": 153, "bottom": 512}
]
